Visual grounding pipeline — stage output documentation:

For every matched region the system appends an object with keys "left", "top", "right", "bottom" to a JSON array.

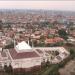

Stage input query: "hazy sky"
[{"left": 0, "top": 1, "right": 75, "bottom": 11}]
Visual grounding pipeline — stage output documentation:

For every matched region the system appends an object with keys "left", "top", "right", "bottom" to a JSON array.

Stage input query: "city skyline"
[{"left": 0, "top": 1, "right": 75, "bottom": 11}]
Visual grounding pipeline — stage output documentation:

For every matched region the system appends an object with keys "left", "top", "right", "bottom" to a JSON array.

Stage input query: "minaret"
[
  {"left": 28, "top": 40, "right": 30, "bottom": 46},
  {"left": 31, "top": 39, "right": 34, "bottom": 48},
  {"left": 14, "top": 37, "right": 15, "bottom": 48},
  {"left": 14, "top": 34, "right": 16, "bottom": 48}
]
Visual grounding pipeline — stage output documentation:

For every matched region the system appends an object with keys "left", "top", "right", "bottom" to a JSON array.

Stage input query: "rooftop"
[{"left": 9, "top": 48, "right": 40, "bottom": 59}]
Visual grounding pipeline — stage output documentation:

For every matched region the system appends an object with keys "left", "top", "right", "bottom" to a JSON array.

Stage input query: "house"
[
  {"left": 45, "top": 37, "right": 64, "bottom": 44},
  {"left": 67, "top": 37, "right": 75, "bottom": 44}
]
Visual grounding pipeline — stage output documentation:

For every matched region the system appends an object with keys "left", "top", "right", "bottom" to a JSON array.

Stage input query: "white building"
[
  {"left": 34, "top": 47, "right": 70, "bottom": 64},
  {"left": 0, "top": 41, "right": 41, "bottom": 71},
  {"left": 0, "top": 41, "right": 70, "bottom": 71}
]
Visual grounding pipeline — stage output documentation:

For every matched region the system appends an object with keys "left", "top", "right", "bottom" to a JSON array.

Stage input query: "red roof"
[
  {"left": 9, "top": 49, "right": 40, "bottom": 59},
  {"left": 54, "top": 37, "right": 64, "bottom": 42},
  {"left": 36, "top": 49, "right": 43, "bottom": 54},
  {"left": 45, "top": 37, "right": 64, "bottom": 44},
  {"left": 45, "top": 38, "right": 55, "bottom": 44}
]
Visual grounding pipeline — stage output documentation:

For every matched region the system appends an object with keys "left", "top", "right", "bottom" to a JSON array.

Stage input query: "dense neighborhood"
[{"left": 0, "top": 10, "right": 75, "bottom": 75}]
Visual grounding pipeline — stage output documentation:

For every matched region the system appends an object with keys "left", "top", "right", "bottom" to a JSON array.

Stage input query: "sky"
[{"left": 0, "top": 1, "right": 75, "bottom": 11}]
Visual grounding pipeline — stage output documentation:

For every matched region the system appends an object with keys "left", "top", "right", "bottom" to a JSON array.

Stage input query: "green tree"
[
  {"left": 58, "top": 29, "right": 68, "bottom": 40},
  {"left": 0, "top": 20, "right": 3, "bottom": 29},
  {"left": 8, "top": 64, "right": 13, "bottom": 73},
  {"left": 4, "top": 65, "right": 8, "bottom": 72}
]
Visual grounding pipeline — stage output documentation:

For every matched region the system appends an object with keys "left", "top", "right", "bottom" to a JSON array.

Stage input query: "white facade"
[
  {"left": 34, "top": 47, "right": 70, "bottom": 63},
  {"left": 11, "top": 57, "right": 41, "bottom": 69},
  {"left": 0, "top": 41, "right": 70, "bottom": 69}
]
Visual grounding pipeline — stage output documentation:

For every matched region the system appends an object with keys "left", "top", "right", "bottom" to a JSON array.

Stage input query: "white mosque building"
[
  {"left": 0, "top": 41, "right": 41, "bottom": 71},
  {"left": 0, "top": 41, "right": 69, "bottom": 72}
]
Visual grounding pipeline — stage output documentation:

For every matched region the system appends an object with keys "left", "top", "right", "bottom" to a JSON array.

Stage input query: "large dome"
[{"left": 15, "top": 41, "right": 32, "bottom": 52}]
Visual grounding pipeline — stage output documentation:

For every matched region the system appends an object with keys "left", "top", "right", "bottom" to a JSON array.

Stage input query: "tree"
[
  {"left": 38, "top": 42, "right": 45, "bottom": 47},
  {"left": 70, "top": 49, "right": 74, "bottom": 55},
  {"left": 55, "top": 51, "right": 59, "bottom": 56},
  {"left": 52, "top": 21, "right": 58, "bottom": 25},
  {"left": 0, "top": 20, "right": 3, "bottom": 29},
  {"left": 33, "top": 40, "right": 37, "bottom": 47},
  {"left": 69, "top": 21, "right": 74, "bottom": 26},
  {"left": 69, "top": 48, "right": 75, "bottom": 58},
  {"left": 8, "top": 64, "right": 13, "bottom": 73},
  {"left": 4, "top": 42, "right": 14, "bottom": 49},
  {"left": 7, "top": 24, "right": 11, "bottom": 29},
  {"left": 4, "top": 64, "right": 13, "bottom": 73},
  {"left": 54, "top": 42, "right": 64, "bottom": 46},
  {"left": 46, "top": 60, "right": 50, "bottom": 67},
  {"left": 4, "top": 65, "right": 8, "bottom": 72},
  {"left": 58, "top": 29, "right": 68, "bottom": 40}
]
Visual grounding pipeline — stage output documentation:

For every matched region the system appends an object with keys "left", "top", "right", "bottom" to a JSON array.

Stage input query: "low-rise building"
[{"left": 45, "top": 37, "right": 64, "bottom": 44}]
